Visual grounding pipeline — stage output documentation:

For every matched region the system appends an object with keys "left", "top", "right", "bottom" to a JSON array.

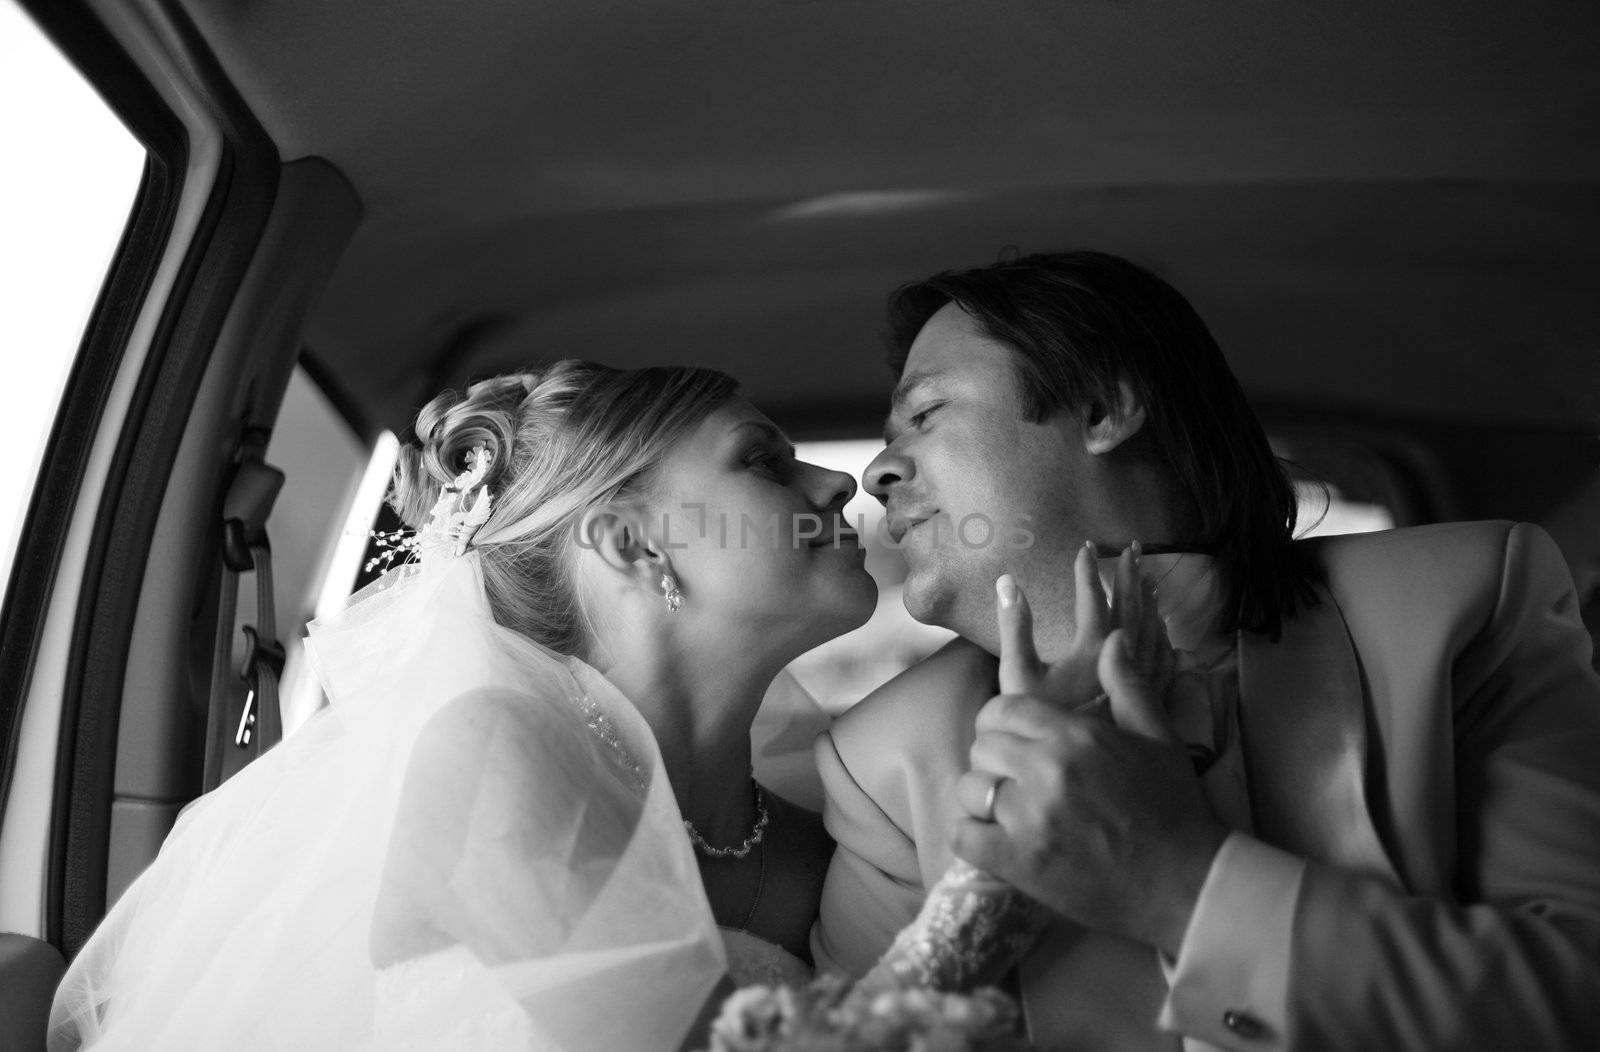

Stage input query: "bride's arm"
[{"left": 858, "top": 859, "right": 1046, "bottom": 993}]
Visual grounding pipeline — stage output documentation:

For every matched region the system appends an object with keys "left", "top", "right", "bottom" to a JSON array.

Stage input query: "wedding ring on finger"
[
  {"left": 976, "top": 773, "right": 1004, "bottom": 823},
  {"left": 1076, "top": 691, "right": 1111, "bottom": 717}
]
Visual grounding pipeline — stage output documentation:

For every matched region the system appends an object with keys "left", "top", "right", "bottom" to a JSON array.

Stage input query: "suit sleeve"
[
  {"left": 809, "top": 729, "right": 928, "bottom": 978},
  {"left": 1162, "top": 523, "right": 1600, "bottom": 1050}
]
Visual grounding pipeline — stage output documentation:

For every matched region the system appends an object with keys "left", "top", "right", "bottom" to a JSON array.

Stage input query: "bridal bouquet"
[
  {"left": 706, "top": 858, "right": 1039, "bottom": 1050},
  {"left": 704, "top": 973, "right": 1029, "bottom": 1052}
]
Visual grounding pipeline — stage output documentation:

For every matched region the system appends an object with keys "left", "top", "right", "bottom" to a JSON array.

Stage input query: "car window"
[
  {"left": 257, "top": 365, "right": 379, "bottom": 739},
  {"left": 785, "top": 439, "right": 955, "bottom": 713},
  {"left": 1293, "top": 480, "right": 1396, "bottom": 538},
  {"left": 0, "top": 3, "right": 144, "bottom": 591}
]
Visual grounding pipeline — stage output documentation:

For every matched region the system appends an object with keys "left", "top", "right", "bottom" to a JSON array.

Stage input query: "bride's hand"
[
  {"left": 860, "top": 547, "right": 1177, "bottom": 994},
  {"left": 996, "top": 542, "right": 1172, "bottom": 711},
  {"left": 954, "top": 546, "right": 1180, "bottom": 827},
  {"left": 954, "top": 561, "right": 1227, "bottom": 954}
]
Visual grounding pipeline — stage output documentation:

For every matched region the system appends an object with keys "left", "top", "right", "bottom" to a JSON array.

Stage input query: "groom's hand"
[{"left": 952, "top": 571, "right": 1229, "bottom": 956}]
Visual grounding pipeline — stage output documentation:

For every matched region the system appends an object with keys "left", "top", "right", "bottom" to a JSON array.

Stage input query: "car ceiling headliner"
[{"left": 175, "top": 0, "right": 1600, "bottom": 436}]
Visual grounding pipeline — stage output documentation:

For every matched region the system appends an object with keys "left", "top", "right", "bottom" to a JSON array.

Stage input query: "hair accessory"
[
  {"left": 365, "top": 526, "right": 419, "bottom": 575},
  {"left": 660, "top": 573, "right": 685, "bottom": 612},
  {"left": 367, "top": 445, "right": 495, "bottom": 573},
  {"left": 685, "top": 782, "right": 769, "bottom": 859},
  {"left": 427, "top": 445, "right": 495, "bottom": 557}
]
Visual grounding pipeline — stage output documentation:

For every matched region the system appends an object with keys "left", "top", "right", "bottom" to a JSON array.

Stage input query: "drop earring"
[{"left": 660, "top": 573, "right": 685, "bottom": 612}]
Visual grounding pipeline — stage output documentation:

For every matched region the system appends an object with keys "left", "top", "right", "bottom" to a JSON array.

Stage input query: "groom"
[{"left": 811, "top": 251, "right": 1600, "bottom": 1049}]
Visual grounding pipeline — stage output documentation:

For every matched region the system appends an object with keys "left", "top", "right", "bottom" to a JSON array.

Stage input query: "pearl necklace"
[{"left": 684, "top": 782, "right": 769, "bottom": 859}]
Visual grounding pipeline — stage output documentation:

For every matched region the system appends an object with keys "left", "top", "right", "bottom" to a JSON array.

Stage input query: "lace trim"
[
  {"left": 578, "top": 694, "right": 647, "bottom": 795},
  {"left": 859, "top": 859, "right": 1045, "bottom": 993}
]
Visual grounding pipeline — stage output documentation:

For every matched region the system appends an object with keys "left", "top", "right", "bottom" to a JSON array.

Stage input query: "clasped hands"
[{"left": 952, "top": 543, "right": 1230, "bottom": 957}]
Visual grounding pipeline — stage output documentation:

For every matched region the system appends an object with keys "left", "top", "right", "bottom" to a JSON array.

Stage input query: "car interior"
[{"left": 2, "top": 1, "right": 1597, "bottom": 1047}]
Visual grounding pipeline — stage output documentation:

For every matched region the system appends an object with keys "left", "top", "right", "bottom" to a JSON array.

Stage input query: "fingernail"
[
  {"left": 996, "top": 574, "right": 1018, "bottom": 607},
  {"left": 1084, "top": 539, "right": 1096, "bottom": 556},
  {"left": 1131, "top": 539, "right": 1142, "bottom": 564}
]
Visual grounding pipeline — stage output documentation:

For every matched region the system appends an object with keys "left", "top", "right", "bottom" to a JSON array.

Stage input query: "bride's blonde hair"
[{"left": 390, "top": 360, "right": 738, "bottom": 656}]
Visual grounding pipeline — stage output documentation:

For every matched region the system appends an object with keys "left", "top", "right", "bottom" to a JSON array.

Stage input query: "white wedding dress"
[{"left": 49, "top": 552, "right": 730, "bottom": 1051}]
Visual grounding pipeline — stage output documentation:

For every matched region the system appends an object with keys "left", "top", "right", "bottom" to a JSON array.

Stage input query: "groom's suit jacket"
[{"left": 811, "top": 521, "right": 1600, "bottom": 1050}]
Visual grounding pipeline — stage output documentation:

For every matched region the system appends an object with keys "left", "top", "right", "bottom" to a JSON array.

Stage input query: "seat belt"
[{"left": 202, "top": 426, "right": 285, "bottom": 792}]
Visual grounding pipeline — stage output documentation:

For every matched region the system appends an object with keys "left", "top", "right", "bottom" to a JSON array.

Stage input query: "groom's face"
[{"left": 866, "top": 302, "right": 1098, "bottom": 654}]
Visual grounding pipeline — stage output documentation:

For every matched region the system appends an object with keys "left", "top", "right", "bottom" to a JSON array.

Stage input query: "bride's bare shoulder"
[{"left": 830, "top": 636, "right": 997, "bottom": 748}]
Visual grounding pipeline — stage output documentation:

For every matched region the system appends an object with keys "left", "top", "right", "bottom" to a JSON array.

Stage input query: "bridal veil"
[{"left": 48, "top": 552, "right": 726, "bottom": 1050}]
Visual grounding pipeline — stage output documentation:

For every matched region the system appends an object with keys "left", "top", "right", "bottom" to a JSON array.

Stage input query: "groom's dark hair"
[{"left": 886, "top": 249, "right": 1312, "bottom": 639}]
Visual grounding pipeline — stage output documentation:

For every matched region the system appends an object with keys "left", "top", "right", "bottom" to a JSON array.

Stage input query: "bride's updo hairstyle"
[{"left": 390, "top": 361, "right": 738, "bottom": 656}]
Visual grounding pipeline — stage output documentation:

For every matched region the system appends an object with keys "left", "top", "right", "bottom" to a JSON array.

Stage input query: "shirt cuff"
[{"left": 1158, "top": 832, "right": 1305, "bottom": 1049}]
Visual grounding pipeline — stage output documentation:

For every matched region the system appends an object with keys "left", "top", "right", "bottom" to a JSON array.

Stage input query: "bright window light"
[
  {"left": 280, "top": 432, "right": 400, "bottom": 735},
  {"left": 1294, "top": 480, "right": 1396, "bottom": 538},
  {"left": 315, "top": 430, "right": 401, "bottom": 621},
  {"left": 0, "top": 4, "right": 145, "bottom": 590},
  {"left": 789, "top": 439, "right": 953, "bottom": 714},
  {"left": 792, "top": 438, "right": 885, "bottom": 539}
]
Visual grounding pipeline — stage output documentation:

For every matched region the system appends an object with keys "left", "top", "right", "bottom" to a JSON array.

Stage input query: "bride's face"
[{"left": 647, "top": 397, "right": 877, "bottom": 656}]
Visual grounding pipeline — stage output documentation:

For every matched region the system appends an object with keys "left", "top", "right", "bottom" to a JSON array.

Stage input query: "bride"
[{"left": 49, "top": 361, "right": 880, "bottom": 1050}]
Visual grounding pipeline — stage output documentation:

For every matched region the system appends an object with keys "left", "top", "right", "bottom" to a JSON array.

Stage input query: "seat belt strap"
[
  {"left": 202, "top": 561, "right": 239, "bottom": 790},
  {"left": 202, "top": 430, "right": 284, "bottom": 791},
  {"left": 235, "top": 543, "right": 284, "bottom": 751}
]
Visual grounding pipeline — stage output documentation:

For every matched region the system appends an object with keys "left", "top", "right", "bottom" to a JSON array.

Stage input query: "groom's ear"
[
  {"left": 576, "top": 504, "right": 662, "bottom": 584},
  {"left": 1082, "top": 379, "right": 1148, "bottom": 456}
]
